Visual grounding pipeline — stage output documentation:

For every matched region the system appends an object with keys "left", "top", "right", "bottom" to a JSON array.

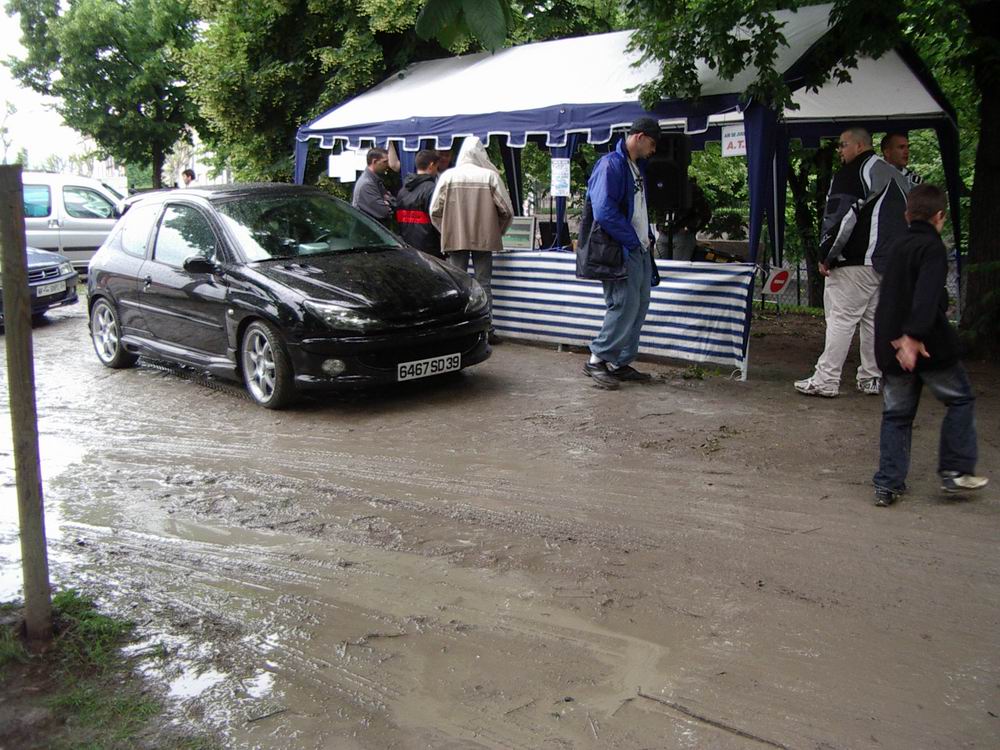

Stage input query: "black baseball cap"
[{"left": 629, "top": 116, "right": 661, "bottom": 139}]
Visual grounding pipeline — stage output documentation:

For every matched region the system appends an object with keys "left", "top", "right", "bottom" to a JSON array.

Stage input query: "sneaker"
[
  {"left": 874, "top": 487, "right": 900, "bottom": 507},
  {"left": 794, "top": 378, "right": 838, "bottom": 398},
  {"left": 583, "top": 361, "right": 620, "bottom": 390},
  {"left": 940, "top": 472, "right": 989, "bottom": 493},
  {"left": 609, "top": 364, "right": 652, "bottom": 382},
  {"left": 857, "top": 377, "right": 881, "bottom": 395}
]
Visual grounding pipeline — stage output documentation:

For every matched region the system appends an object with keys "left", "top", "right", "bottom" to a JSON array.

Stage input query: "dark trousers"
[{"left": 873, "top": 363, "right": 978, "bottom": 492}]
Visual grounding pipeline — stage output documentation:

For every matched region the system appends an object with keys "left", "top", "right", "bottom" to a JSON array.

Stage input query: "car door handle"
[
  {"left": 143, "top": 275, "right": 152, "bottom": 289},
  {"left": 48, "top": 219, "right": 61, "bottom": 228}
]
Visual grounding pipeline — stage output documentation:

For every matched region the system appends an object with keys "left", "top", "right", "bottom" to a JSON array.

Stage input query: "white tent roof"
[
  {"left": 300, "top": 2, "right": 952, "bottom": 149},
  {"left": 306, "top": 4, "right": 834, "bottom": 135},
  {"left": 788, "top": 49, "right": 945, "bottom": 122}
]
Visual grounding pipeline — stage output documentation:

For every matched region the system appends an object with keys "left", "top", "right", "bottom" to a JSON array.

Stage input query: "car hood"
[
  {"left": 26, "top": 246, "right": 70, "bottom": 267},
  {"left": 253, "top": 247, "right": 472, "bottom": 321}
]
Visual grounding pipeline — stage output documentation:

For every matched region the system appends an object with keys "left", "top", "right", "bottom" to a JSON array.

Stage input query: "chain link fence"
[{"left": 752, "top": 253, "right": 962, "bottom": 314}]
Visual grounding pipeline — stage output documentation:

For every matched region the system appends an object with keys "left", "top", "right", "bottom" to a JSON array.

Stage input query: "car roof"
[
  {"left": 22, "top": 171, "right": 116, "bottom": 189},
  {"left": 124, "top": 183, "right": 330, "bottom": 209}
]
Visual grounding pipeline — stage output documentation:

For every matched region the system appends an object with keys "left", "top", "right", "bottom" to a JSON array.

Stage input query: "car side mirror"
[{"left": 183, "top": 256, "right": 218, "bottom": 274}]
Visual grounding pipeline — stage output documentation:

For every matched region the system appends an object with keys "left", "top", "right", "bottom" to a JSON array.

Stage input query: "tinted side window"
[
  {"left": 153, "top": 205, "right": 218, "bottom": 268},
  {"left": 120, "top": 204, "right": 161, "bottom": 258},
  {"left": 23, "top": 185, "right": 52, "bottom": 218},
  {"left": 63, "top": 186, "right": 115, "bottom": 219}
]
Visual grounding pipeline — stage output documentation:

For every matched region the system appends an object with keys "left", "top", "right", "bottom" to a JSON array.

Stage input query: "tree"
[
  {"left": 189, "top": 0, "right": 620, "bottom": 183},
  {"left": 627, "top": 0, "right": 999, "bottom": 355},
  {"left": 5, "top": 0, "right": 203, "bottom": 188},
  {"left": 186, "top": 0, "right": 444, "bottom": 181},
  {"left": 1, "top": 101, "right": 15, "bottom": 164}
]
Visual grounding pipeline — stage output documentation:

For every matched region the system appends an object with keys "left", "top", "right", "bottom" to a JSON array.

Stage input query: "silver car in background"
[{"left": 22, "top": 172, "right": 124, "bottom": 273}]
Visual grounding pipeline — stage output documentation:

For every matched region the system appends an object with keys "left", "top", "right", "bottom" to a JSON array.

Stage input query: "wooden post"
[{"left": 0, "top": 164, "right": 53, "bottom": 645}]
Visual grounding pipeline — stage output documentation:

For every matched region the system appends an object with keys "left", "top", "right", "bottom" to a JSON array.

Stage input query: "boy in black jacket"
[{"left": 872, "top": 184, "right": 988, "bottom": 506}]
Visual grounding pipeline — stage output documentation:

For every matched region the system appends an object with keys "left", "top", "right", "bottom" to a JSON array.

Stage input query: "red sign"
[{"left": 766, "top": 269, "right": 790, "bottom": 294}]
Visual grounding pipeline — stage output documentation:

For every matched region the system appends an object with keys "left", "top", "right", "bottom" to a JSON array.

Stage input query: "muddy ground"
[{"left": 1, "top": 303, "right": 998, "bottom": 750}]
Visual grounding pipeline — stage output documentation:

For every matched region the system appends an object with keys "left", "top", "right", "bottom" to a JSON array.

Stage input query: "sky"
[{"left": 1, "top": 11, "right": 89, "bottom": 167}]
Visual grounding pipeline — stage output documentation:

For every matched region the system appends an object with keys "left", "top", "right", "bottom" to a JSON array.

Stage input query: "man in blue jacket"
[{"left": 577, "top": 117, "right": 660, "bottom": 390}]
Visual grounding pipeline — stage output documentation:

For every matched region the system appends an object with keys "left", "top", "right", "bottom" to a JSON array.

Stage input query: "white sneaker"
[
  {"left": 857, "top": 377, "right": 881, "bottom": 395},
  {"left": 940, "top": 472, "right": 989, "bottom": 493},
  {"left": 794, "top": 378, "right": 838, "bottom": 398}
]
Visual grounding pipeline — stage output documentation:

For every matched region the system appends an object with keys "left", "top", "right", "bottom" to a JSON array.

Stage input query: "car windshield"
[
  {"left": 215, "top": 193, "right": 402, "bottom": 261},
  {"left": 101, "top": 182, "right": 124, "bottom": 200}
]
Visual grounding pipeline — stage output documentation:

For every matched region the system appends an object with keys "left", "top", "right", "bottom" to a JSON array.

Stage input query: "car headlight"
[
  {"left": 304, "top": 300, "right": 380, "bottom": 331},
  {"left": 59, "top": 262, "right": 74, "bottom": 276},
  {"left": 465, "top": 280, "right": 488, "bottom": 314}
]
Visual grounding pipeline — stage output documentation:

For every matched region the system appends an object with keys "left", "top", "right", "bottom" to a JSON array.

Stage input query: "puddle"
[
  {"left": 168, "top": 666, "right": 227, "bottom": 700},
  {"left": 0, "top": 433, "right": 85, "bottom": 600}
]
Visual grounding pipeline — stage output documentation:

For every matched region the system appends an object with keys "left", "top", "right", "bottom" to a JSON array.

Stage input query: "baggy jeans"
[
  {"left": 589, "top": 246, "right": 652, "bottom": 368},
  {"left": 811, "top": 265, "right": 882, "bottom": 390},
  {"left": 873, "top": 364, "right": 978, "bottom": 492},
  {"left": 448, "top": 250, "right": 494, "bottom": 323}
]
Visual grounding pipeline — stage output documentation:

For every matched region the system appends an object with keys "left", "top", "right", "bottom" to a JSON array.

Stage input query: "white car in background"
[{"left": 22, "top": 172, "right": 125, "bottom": 273}]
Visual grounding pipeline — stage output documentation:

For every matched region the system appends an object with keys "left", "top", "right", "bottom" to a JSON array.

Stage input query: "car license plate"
[
  {"left": 398, "top": 353, "right": 461, "bottom": 381},
  {"left": 36, "top": 280, "right": 66, "bottom": 297}
]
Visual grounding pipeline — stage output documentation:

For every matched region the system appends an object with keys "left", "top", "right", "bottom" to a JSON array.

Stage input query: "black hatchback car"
[{"left": 86, "top": 184, "right": 491, "bottom": 408}]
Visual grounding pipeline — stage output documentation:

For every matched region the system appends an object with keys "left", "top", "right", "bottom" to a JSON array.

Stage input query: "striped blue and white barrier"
[{"left": 490, "top": 252, "right": 757, "bottom": 378}]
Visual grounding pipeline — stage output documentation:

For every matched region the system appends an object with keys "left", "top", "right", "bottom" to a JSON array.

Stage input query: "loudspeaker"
[
  {"left": 645, "top": 133, "right": 691, "bottom": 217},
  {"left": 539, "top": 220, "right": 570, "bottom": 248}
]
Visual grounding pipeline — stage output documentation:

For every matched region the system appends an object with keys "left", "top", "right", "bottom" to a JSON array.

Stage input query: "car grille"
[
  {"left": 358, "top": 333, "right": 482, "bottom": 370},
  {"left": 28, "top": 266, "right": 61, "bottom": 283}
]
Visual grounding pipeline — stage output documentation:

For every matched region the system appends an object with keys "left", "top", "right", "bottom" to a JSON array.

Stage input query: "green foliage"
[
  {"left": 2, "top": 590, "right": 216, "bottom": 749},
  {"left": 49, "top": 681, "right": 159, "bottom": 742},
  {"left": 187, "top": 0, "right": 445, "bottom": 181},
  {"left": 5, "top": 0, "right": 203, "bottom": 186},
  {"left": 626, "top": 1, "right": 905, "bottom": 112},
  {"left": 416, "top": 0, "right": 513, "bottom": 50},
  {"left": 0, "top": 618, "right": 29, "bottom": 670},
  {"left": 189, "top": 0, "right": 622, "bottom": 182},
  {"left": 51, "top": 589, "right": 134, "bottom": 671},
  {"left": 690, "top": 143, "right": 748, "bottom": 239}
]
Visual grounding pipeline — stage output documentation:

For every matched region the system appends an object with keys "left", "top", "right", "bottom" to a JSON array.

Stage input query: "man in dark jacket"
[
  {"left": 395, "top": 150, "right": 442, "bottom": 256},
  {"left": 871, "top": 184, "right": 987, "bottom": 506},
  {"left": 352, "top": 147, "right": 395, "bottom": 225},
  {"left": 577, "top": 116, "right": 661, "bottom": 390},
  {"left": 794, "top": 127, "right": 911, "bottom": 398}
]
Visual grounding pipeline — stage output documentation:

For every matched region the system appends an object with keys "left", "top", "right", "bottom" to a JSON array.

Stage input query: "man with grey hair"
[{"left": 794, "top": 127, "right": 911, "bottom": 398}]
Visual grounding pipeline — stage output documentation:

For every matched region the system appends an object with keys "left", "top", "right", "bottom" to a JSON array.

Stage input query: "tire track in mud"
[{"left": 57, "top": 519, "right": 704, "bottom": 750}]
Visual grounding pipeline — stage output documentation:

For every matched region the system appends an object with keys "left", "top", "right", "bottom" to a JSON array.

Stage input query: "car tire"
[
  {"left": 240, "top": 319, "right": 295, "bottom": 409},
  {"left": 90, "top": 299, "right": 137, "bottom": 369}
]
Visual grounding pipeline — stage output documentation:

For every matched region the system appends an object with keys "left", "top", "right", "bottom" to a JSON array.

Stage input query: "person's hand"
[
  {"left": 819, "top": 262, "right": 830, "bottom": 277},
  {"left": 891, "top": 335, "right": 929, "bottom": 372}
]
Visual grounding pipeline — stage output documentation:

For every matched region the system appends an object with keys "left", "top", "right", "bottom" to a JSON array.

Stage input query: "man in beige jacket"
[{"left": 430, "top": 136, "right": 514, "bottom": 344}]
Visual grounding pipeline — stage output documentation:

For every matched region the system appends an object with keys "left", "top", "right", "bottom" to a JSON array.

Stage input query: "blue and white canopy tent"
[{"left": 294, "top": 3, "right": 959, "bottom": 378}]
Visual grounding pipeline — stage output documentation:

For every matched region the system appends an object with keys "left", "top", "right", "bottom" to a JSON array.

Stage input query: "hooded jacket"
[
  {"left": 395, "top": 173, "right": 441, "bottom": 254},
  {"left": 429, "top": 137, "right": 514, "bottom": 253}
]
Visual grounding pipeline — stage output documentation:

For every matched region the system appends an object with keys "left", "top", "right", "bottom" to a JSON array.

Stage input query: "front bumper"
[
  {"left": 286, "top": 314, "right": 492, "bottom": 390},
  {"left": 0, "top": 274, "right": 79, "bottom": 323}
]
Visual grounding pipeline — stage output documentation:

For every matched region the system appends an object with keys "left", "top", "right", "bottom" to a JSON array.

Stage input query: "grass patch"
[
  {"left": 682, "top": 364, "right": 722, "bottom": 380},
  {"left": 1, "top": 589, "right": 218, "bottom": 750},
  {"left": 755, "top": 301, "right": 824, "bottom": 317}
]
